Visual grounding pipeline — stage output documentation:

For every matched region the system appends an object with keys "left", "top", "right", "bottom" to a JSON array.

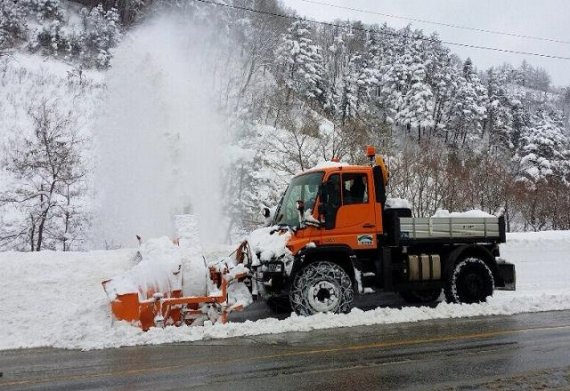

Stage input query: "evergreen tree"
[
  {"left": 397, "top": 64, "right": 434, "bottom": 138},
  {"left": 516, "top": 110, "right": 569, "bottom": 187},
  {"left": 80, "top": 4, "right": 121, "bottom": 68},
  {"left": 275, "top": 19, "right": 325, "bottom": 102},
  {"left": 0, "top": 0, "right": 27, "bottom": 49},
  {"left": 447, "top": 58, "right": 488, "bottom": 146},
  {"left": 485, "top": 67, "right": 514, "bottom": 152}
]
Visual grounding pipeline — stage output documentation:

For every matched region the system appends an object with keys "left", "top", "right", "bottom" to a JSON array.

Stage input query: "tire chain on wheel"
[
  {"left": 445, "top": 257, "right": 495, "bottom": 304},
  {"left": 290, "top": 261, "right": 354, "bottom": 316}
]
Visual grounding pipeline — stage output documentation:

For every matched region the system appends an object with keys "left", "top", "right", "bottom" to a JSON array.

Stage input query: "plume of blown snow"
[{"left": 93, "top": 14, "right": 229, "bottom": 248}]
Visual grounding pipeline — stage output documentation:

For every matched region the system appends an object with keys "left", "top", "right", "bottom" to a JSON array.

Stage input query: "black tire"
[
  {"left": 400, "top": 288, "right": 442, "bottom": 304},
  {"left": 289, "top": 261, "right": 354, "bottom": 316},
  {"left": 445, "top": 257, "right": 495, "bottom": 304}
]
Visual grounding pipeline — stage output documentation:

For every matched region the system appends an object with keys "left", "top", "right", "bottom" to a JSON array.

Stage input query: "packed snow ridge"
[
  {"left": 385, "top": 198, "right": 412, "bottom": 210},
  {"left": 246, "top": 226, "right": 292, "bottom": 265},
  {"left": 2, "top": 230, "right": 570, "bottom": 351},
  {"left": 311, "top": 161, "right": 350, "bottom": 169},
  {"left": 432, "top": 209, "right": 496, "bottom": 218}
]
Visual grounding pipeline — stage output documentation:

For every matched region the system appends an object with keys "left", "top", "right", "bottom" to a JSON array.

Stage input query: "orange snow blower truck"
[{"left": 237, "top": 146, "right": 516, "bottom": 316}]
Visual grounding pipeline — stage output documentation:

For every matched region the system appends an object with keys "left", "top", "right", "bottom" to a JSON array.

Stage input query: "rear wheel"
[
  {"left": 289, "top": 261, "right": 354, "bottom": 316},
  {"left": 399, "top": 288, "right": 442, "bottom": 304},
  {"left": 445, "top": 257, "right": 494, "bottom": 304}
]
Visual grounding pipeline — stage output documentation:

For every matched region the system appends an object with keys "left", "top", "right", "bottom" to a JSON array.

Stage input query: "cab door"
[{"left": 320, "top": 172, "right": 379, "bottom": 249}]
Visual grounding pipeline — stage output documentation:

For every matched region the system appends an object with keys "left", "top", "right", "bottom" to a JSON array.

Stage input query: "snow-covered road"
[{"left": 1, "top": 231, "right": 570, "bottom": 351}]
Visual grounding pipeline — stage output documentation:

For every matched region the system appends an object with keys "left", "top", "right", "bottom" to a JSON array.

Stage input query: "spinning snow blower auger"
[{"left": 102, "top": 216, "right": 253, "bottom": 331}]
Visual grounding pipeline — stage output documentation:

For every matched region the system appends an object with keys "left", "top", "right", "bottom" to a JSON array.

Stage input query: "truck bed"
[{"left": 397, "top": 216, "right": 506, "bottom": 244}]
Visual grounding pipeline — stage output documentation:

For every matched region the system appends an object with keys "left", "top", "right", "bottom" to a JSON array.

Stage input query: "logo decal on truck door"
[{"left": 357, "top": 234, "right": 374, "bottom": 246}]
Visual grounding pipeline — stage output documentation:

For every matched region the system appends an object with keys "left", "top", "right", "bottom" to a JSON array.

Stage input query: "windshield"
[{"left": 274, "top": 172, "right": 323, "bottom": 226}]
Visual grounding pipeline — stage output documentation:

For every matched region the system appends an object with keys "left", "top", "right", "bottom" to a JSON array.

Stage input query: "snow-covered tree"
[
  {"left": 424, "top": 35, "right": 456, "bottom": 138},
  {"left": 379, "top": 27, "right": 411, "bottom": 125},
  {"left": 396, "top": 60, "right": 434, "bottom": 141},
  {"left": 0, "top": 0, "right": 27, "bottom": 49},
  {"left": 223, "top": 129, "right": 280, "bottom": 240},
  {"left": 485, "top": 67, "right": 514, "bottom": 152},
  {"left": 276, "top": 19, "right": 325, "bottom": 103},
  {"left": 332, "top": 52, "right": 372, "bottom": 124},
  {"left": 447, "top": 58, "right": 488, "bottom": 146},
  {"left": 516, "top": 110, "right": 569, "bottom": 188},
  {"left": 24, "top": 0, "right": 64, "bottom": 21},
  {"left": 80, "top": 4, "right": 121, "bottom": 68},
  {"left": 0, "top": 100, "right": 88, "bottom": 251}
]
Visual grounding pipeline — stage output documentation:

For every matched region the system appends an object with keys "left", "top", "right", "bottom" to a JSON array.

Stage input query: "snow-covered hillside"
[
  {"left": 0, "top": 54, "right": 104, "bottom": 147},
  {"left": 0, "top": 53, "right": 103, "bottom": 251},
  {"left": 0, "top": 0, "right": 121, "bottom": 68},
  {"left": 0, "top": 53, "right": 103, "bottom": 145},
  {"left": 1, "top": 231, "right": 569, "bottom": 351},
  {"left": 3, "top": 1, "right": 570, "bottom": 252}
]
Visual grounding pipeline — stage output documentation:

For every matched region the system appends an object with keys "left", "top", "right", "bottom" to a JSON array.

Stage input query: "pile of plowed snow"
[{"left": 2, "top": 231, "right": 570, "bottom": 350}]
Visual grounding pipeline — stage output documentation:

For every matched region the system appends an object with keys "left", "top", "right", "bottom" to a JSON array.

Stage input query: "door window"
[{"left": 342, "top": 173, "right": 368, "bottom": 205}]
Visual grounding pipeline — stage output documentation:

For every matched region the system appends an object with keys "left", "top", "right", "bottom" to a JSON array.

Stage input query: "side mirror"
[{"left": 261, "top": 206, "right": 276, "bottom": 226}]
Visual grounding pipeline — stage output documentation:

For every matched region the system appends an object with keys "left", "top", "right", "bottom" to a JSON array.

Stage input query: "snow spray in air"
[{"left": 94, "top": 15, "right": 230, "bottom": 248}]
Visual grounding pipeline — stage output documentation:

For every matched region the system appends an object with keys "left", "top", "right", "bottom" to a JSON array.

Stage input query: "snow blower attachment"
[
  {"left": 102, "top": 216, "right": 252, "bottom": 331},
  {"left": 102, "top": 262, "right": 247, "bottom": 331}
]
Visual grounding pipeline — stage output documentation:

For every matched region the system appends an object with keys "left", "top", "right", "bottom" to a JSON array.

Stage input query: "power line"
[
  {"left": 299, "top": 0, "right": 570, "bottom": 45},
  {"left": 192, "top": 0, "right": 570, "bottom": 61}
]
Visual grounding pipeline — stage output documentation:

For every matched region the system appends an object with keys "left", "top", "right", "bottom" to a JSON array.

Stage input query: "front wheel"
[
  {"left": 445, "top": 257, "right": 495, "bottom": 304},
  {"left": 289, "top": 261, "right": 354, "bottom": 316}
]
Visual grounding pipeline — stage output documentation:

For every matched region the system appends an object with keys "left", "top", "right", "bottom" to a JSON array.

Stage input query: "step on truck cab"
[{"left": 240, "top": 146, "right": 516, "bottom": 315}]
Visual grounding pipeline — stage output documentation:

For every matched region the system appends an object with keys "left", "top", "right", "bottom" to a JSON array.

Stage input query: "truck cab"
[
  {"left": 273, "top": 163, "right": 382, "bottom": 252},
  {"left": 243, "top": 147, "right": 516, "bottom": 316}
]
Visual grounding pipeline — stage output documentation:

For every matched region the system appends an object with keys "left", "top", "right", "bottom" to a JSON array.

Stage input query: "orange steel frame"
[{"left": 102, "top": 267, "right": 246, "bottom": 330}]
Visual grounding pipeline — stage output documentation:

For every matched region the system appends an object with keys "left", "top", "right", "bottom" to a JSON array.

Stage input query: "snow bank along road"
[{"left": 1, "top": 231, "right": 570, "bottom": 351}]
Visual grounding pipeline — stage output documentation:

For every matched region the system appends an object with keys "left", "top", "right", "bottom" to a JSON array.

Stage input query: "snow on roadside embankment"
[{"left": 2, "top": 231, "right": 570, "bottom": 350}]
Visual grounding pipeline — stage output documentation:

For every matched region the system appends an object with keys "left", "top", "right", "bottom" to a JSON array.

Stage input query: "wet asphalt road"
[{"left": 2, "top": 308, "right": 570, "bottom": 390}]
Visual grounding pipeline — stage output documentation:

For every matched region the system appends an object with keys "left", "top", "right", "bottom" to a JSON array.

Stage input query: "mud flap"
[{"left": 496, "top": 261, "right": 516, "bottom": 291}]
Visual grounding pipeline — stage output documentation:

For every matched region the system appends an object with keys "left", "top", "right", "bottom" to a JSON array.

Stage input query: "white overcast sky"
[{"left": 281, "top": 0, "right": 570, "bottom": 87}]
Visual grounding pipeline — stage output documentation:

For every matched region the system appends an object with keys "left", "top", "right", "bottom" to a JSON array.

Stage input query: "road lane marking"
[
  {"left": 250, "top": 324, "right": 570, "bottom": 359},
  {"left": 2, "top": 323, "right": 570, "bottom": 388}
]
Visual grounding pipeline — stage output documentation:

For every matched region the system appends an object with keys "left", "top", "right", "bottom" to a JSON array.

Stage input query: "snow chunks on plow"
[{"left": 102, "top": 237, "right": 252, "bottom": 330}]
